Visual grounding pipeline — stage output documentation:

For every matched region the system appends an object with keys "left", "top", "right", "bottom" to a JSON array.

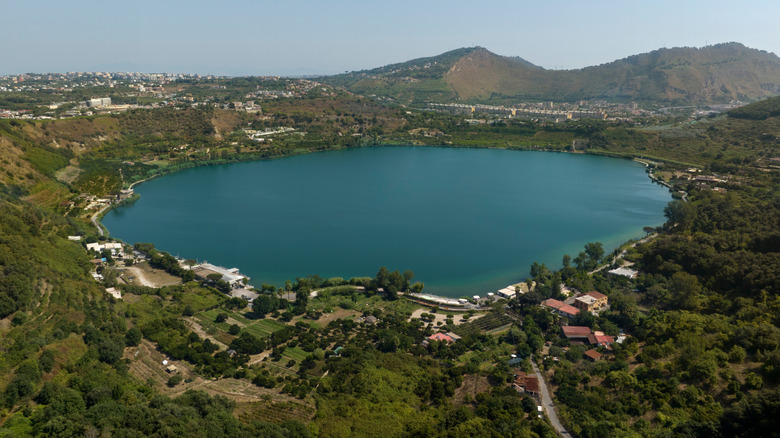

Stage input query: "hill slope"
[{"left": 320, "top": 43, "right": 780, "bottom": 105}]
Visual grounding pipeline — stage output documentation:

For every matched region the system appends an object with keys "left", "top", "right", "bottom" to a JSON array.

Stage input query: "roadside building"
[{"left": 513, "top": 371, "right": 540, "bottom": 397}]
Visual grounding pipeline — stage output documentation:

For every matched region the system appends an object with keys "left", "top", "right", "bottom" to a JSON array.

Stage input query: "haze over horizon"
[{"left": 2, "top": 0, "right": 779, "bottom": 76}]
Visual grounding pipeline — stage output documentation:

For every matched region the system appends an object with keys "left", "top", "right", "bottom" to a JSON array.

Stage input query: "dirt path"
[
  {"left": 120, "top": 265, "right": 180, "bottom": 288},
  {"left": 532, "top": 361, "right": 571, "bottom": 438},
  {"left": 184, "top": 317, "right": 229, "bottom": 350},
  {"left": 122, "top": 266, "right": 156, "bottom": 287}
]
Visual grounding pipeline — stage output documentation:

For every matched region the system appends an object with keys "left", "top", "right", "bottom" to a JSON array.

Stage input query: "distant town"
[{"left": 0, "top": 71, "right": 746, "bottom": 122}]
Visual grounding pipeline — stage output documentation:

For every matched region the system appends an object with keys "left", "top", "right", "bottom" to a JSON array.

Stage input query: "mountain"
[{"left": 319, "top": 43, "right": 780, "bottom": 105}]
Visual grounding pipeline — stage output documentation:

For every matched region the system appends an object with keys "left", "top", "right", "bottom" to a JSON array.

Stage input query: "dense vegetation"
[{"left": 1, "top": 82, "right": 778, "bottom": 436}]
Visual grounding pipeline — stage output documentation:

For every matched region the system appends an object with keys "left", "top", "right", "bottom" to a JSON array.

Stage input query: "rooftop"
[
  {"left": 562, "top": 326, "right": 592, "bottom": 338},
  {"left": 586, "top": 291, "right": 607, "bottom": 300}
]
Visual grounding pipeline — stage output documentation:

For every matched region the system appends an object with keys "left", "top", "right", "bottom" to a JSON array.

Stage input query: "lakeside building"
[
  {"left": 86, "top": 241, "right": 125, "bottom": 258},
  {"left": 192, "top": 262, "right": 248, "bottom": 288},
  {"left": 406, "top": 293, "right": 476, "bottom": 310}
]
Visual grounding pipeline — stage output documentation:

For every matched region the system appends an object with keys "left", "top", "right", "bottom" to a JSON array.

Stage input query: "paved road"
[{"left": 532, "top": 361, "right": 571, "bottom": 438}]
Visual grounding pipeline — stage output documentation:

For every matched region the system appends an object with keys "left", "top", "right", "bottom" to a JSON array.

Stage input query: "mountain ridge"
[{"left": 319, "top": 42, "right": 780, "bottom": 105}]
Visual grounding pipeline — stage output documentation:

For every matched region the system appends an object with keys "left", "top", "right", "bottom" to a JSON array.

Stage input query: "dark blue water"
[{"left": 103, "top": 147, "right": 670, "bottom": 296}]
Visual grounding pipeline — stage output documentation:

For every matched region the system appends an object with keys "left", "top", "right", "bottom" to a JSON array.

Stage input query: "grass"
[
  {"left": 282, "top": 347, "right": 309, "bottom": 362},
  {"left": 243, "top": 319, "right": 287, "bottom": 337}
]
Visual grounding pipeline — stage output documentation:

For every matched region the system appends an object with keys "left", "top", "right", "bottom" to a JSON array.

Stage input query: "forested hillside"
[{"left": 0, "top": 90, "right": 778, "bottom": 437}]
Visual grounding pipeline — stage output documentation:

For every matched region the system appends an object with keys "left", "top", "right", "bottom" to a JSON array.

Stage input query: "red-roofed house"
[
  {"left": 428, "top": 333, "right": 454, "bottom": 343},
  {"left": 542, "top": 299, "right": 579, "bottom": 318},
  {"left": 584, "top": 349, "right": 603, "bottom": 362},
  {"left": 587, "top": 331, "right": 615, "bottom": 347},
  {"left": 513, "top": 371, "right": 540, "bottom": 396},
  {"left": 562, "top": 326, "right": 591, "bottom": 339}
]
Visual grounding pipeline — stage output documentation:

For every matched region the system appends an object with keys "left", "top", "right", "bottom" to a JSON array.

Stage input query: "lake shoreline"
[{"left": 99, "top": 145, "right": 672, "bottom": 298}]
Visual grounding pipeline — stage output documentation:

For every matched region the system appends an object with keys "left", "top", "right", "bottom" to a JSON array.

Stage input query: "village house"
[
  {"left": 513, "top": 371, "right": 540, "bottom": 397},
  {"left": 584, "top": 349, "right": 603, "bottom": 362},
  {"left": 561, "top": 326, "right": 616, "bottom": 348},
  {"left": 572, "top": 291, "right": 608, "bottom": 314},
  {"left": 587, "top": 331, "right": 615, "bottom": 348},
  {"left": 542, "top": 299, "right": 579, "bottom": 319},
  {"left": 561, "top": 326, "right": 592, "bottom": 341}
]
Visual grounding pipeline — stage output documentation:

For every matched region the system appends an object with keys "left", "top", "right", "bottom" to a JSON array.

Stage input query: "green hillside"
[{"left": 0, "top": 88, "right": 778, "bottom": 437}]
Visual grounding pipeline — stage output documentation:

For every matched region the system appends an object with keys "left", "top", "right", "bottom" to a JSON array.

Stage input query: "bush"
[{"left": 167, "top": 374, "right": 183, "bottom": 387}]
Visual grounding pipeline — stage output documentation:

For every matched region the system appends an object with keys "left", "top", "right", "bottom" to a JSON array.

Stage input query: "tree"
[
  {"left": 167, "top": 374, "right": 184, "bottom": 387},
  {"left": 669, "top": 271, "right": 703, "bottom": 310},
  {"left": 584, "top": 242, "right": 604, "bottom": 264},
  {"left": 97, "top": 338, "right": 124, "bottom": 364},
  {"left": 125, "top": 327, "right": 142, "bottom": 346},
  {"left": 228, "top": 324, "right": 240, "bottom": 335},
  {"left": 215, "top": 313, "right": 228, "bottom": 323},
  {"left": 253, "top": 294, "right": 280, "bottom": 317},
  {"left": 664, "top": 200, "right": 697, "bottom": 231},
  {"left": 295, "top": 288, "right": 310, "bottom": 307},
  {"left": 39, "top": 349, "right": 56, "bottom": 373}
]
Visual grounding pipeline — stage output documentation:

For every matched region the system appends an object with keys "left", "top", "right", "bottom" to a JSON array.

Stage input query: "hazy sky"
[{"left": 2, "top": 0, "right": 778, "bottom": 76}]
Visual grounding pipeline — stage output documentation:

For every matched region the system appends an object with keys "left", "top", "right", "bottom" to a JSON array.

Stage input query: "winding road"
[{"left": 532, "top": 360, "right": 571, "bottom": 438}]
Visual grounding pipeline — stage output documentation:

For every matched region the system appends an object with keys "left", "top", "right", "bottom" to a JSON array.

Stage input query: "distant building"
[
  {"left": 118, "top": 188, "right": 134, "bottom": 200},
  {"left": 87, "top": 97, "right": 111, "bottom": 107}
]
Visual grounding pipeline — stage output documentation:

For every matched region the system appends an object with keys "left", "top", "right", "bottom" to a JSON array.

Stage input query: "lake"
[{"left": 102, "top": 147, "right": 671, "bottom": 297}]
